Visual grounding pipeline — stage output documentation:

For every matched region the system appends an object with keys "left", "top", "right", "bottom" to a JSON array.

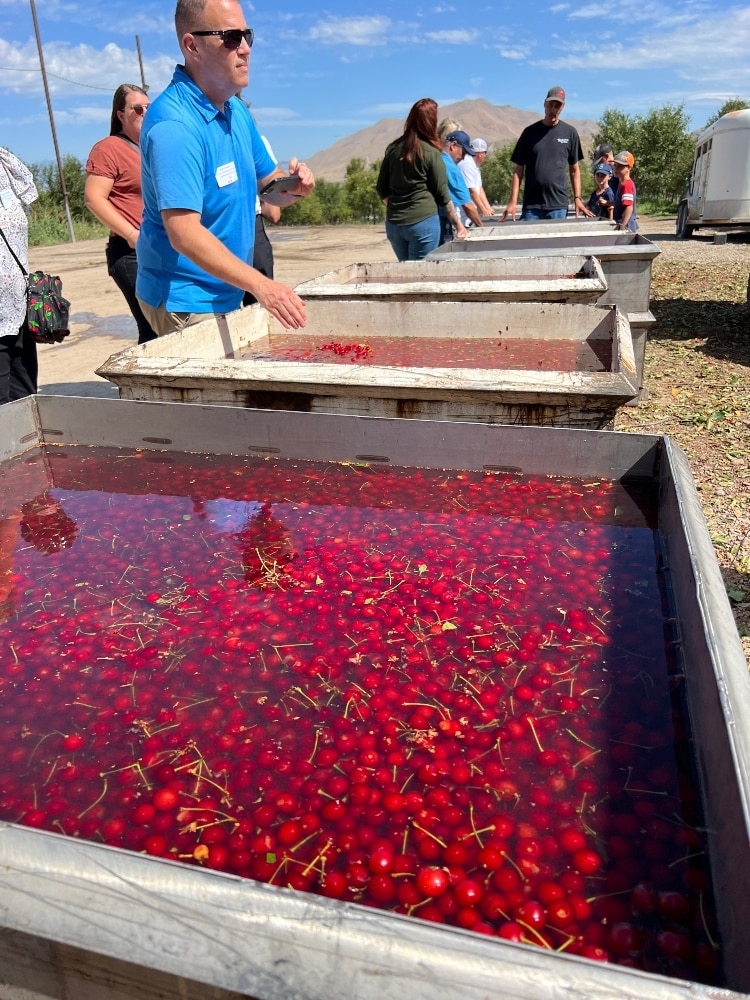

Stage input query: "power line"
[{"left": 0, "top": 64, "right": 114, "bottom": 91}]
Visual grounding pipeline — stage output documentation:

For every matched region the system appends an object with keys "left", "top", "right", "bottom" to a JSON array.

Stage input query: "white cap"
[{"left": 470, "top": 138, "right": 488, "bottom": 153}]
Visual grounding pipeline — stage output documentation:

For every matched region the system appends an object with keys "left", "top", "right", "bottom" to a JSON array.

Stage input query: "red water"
[
  {"left": 234, "top": 334, "right": 612, "bottom": 371},
  {"left": 0, "top": 447, "right": 720, "bottom": 984}
]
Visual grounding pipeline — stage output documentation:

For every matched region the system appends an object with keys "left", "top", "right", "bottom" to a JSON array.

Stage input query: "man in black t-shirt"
[{"left": 500, "top": 86, "right": 589, "bottom": 221}]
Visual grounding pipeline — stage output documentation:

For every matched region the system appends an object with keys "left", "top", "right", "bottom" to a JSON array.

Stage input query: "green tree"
[
  {"left": 29, "top": 154, "right": 88, "bottom": 217},
  {"left": 703, "top": 98, "right": 749, "bottom": 129},
  {"left": 315, "top": 178, "right": 351, "bottom": 224},
  {"left": 278, "top": 190, "right": 327, "bottom": 225},
  {"left": 480, "top": 143, "right": 515, "bottom": 205},
  {"left": 343, "top": 158, "right": 385, "bottom": 223}
]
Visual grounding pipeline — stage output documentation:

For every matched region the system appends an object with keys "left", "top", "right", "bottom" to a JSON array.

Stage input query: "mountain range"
[{"left": 306, "top": 98, "right": 600, "bottom": 182}]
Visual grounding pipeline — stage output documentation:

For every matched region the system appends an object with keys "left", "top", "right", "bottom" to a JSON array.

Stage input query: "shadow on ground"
[{"left": 649, "top": 298, "right": 749, "bottom": 366}]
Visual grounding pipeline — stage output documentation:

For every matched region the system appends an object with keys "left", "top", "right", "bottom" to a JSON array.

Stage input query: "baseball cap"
[
  {"left": 594, "top": 162, "right": 613, "bottom": 176},
  {"left": 613, "top": 150, "right": 635, "bottom": 167},
  {"left": 594, "top": 143, "right": 612, "bottom": 160},
  {"left": 446, "top": 130, "right": 475, "bottom": 156},
  {"left": 545, "top": 86, "right": 566, "bottom": 102},
  {"left": 470, "top": 137, "right": 488, "bottom": 153}
]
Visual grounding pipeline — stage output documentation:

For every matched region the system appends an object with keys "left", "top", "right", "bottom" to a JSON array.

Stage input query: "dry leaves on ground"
[{"left": 615, "top": 233, "right": 750, "bottom": 663}]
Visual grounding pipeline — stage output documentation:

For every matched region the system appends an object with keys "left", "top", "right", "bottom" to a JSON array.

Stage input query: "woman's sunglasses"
[
  {"left": 129, "top": 104, "right": 149, "bottom": 115},
  {"left": 191, "top": 28, "right": 254, "bottom": 50}
]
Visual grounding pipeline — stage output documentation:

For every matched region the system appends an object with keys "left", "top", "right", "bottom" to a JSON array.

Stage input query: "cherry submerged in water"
[{"left": 0, "top": 447, "right": 720, "bottom": 984}]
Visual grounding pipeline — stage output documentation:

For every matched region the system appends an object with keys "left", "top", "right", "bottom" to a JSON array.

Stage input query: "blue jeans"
[
  {"left": 386, "top": 216, "right": 440, "bottom": 261},
  {"left": 521, "top": 208, "right": 568, "bottom": 221}
]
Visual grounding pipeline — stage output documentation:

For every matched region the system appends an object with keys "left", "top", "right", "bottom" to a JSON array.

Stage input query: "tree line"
[{"left": 27, "top": 98, "right": 749, "bottom": 238}]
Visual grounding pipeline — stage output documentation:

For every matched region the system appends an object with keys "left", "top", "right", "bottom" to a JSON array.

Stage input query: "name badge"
[{"left": 216, "top": 162, "right": 238, "bottom": 187}]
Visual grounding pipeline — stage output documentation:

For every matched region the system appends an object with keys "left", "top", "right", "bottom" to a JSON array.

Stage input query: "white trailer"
[{"left": 676, "top": 108, "right": 750, "bottom": 237}]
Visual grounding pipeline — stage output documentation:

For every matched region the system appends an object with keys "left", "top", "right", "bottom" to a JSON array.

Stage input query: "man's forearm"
[
  {"left": 163, "top": 210, "right": 264, "bottom": 293},
  {"left": 463, "top": 202, "right": 483, "bottom": 227}
]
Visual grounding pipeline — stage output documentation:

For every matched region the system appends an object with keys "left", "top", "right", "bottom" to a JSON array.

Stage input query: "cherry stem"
[
  {"left": 469, "top": 804, "right": 484, "bottom": 847},
  {"left": 699, "top": 892, "right": 719, "bottom": 949},
  {"left": 501, "top": 851, "right": 526, "bottom": 880},
  {"left": 517, "top": 919, "right": 552, "bottom": 949},
  {"left": 78, "top": 777, "right": 108, "bottom": 819},
  {"left": 526, "top": 716, "right": 544, "bottom": 753},
  {"left": 623, "top": 766, "right": 668, "bottom": 795},
  {"left": 412, "top": 822, "right": 447, "bottom": 849}
]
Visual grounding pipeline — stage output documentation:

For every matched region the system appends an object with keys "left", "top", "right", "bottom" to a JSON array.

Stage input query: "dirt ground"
[{"left": 29, "top": 219, "right": 750, "bottom": 665}]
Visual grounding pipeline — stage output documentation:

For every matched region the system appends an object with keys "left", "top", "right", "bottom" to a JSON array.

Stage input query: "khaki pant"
[{"left": 137, "top": 299, "right": 217, "bottom": 338}]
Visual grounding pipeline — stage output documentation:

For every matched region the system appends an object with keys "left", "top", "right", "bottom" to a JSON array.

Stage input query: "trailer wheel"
[{"left": 676, "top": 203, "right": 694, "bottom": 239}]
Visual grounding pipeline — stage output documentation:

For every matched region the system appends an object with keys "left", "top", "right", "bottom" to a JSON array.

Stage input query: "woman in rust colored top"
[{"left": 85, "top": 84, "right": 157, "bottom": 343}]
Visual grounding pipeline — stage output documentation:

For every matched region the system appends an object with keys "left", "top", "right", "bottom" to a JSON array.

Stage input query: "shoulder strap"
[{"left": 0, "top": 226, "right": 28, "bottom": 278}]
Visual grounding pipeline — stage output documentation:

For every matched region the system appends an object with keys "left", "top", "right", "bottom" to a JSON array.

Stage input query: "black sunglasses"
[
  {"left": 128, "top": 104, "right": 149, "bottom": 115},
  {"left": 191, "top": 28, "right": 254, "bottom": 49}
]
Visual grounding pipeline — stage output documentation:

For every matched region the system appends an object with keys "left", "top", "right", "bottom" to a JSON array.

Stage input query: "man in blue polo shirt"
[
  {"left": 136, "top": 0, "right": 314, "bottom": 335},
  {"left": 439, "top": 131, "right": 483, "bottom": 244}
]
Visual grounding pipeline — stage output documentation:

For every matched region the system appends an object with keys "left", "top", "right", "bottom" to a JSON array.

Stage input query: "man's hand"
[
  {"left": 499, "top": 204, "right": 516, "bottom": 222},
  {"left": 288, "top": 156, "right": 315, "bottom": 197},
  {"left": 251, "top": 276, "right": 307, "bottom": 330},
  {"left": 455, "top": 221, "right": 468, "bottom": 239}
]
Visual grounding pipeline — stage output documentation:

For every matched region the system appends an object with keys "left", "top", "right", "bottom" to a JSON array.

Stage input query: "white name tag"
[{"left": 215, "top": 162, "right": 238, "bottom": 187}]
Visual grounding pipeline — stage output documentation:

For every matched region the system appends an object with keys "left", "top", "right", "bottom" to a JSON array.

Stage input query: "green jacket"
[{"left": 376, "top": 138, "right": 450, "bottom": 225}]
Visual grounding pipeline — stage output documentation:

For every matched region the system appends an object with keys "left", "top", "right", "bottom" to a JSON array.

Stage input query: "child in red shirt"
[{"left": 613, "top": 151, "right": 638, "bottom": 232}]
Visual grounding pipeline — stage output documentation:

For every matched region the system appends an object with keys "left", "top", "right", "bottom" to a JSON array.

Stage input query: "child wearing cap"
[
  {"left": 612, "top": 151, "right": 638, "bottom": 232},
  {"left": 586, "top": 162, "right": 615, "bottom": 220}
]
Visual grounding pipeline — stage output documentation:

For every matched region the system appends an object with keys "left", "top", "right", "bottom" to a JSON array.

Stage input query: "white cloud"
[
  {"left": 426, "top": 28, "right": 480, "bottom": 43},
  {"left": 538, "top": 6, "right": 750, "bottom": 89},
  {"left": 309, "top": 16, "right": 391, "bottom": 46},
  {"left": 498, "top": 46, "right": 530, "bottom": 60},
  {"left": 0, "top": 37, "right": 174, "bottom": 98}
]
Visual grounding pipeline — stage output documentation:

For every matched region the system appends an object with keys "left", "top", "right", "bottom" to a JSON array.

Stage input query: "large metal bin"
[
  {"left": 0, "top": 394, "right": 748, "bottom": 1000},
  {"left": 96, "top": 299, "right": 638, "bottom": 428},
  {"left": 294, "top": 254, "right": 608, "bottom": 303},
  {"left": 467, "top": 219, "right": 617, "bottom": 238},
  {"left": 427, "top": 232, "right": 660, "bottom": 400}
]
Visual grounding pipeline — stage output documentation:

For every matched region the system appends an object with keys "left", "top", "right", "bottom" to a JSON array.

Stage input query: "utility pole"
[
  {"left": 29, "top": 0, "right": 75, "bottom": 242},
  {"left": 135, "top": 35, "right": 147, "bottom": 91}
]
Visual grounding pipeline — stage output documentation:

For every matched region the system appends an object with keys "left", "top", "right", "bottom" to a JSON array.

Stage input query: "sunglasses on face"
[
  {"left": 191, "top": 27, "right": 254, "bottom": 49},
  {"left": 127, "top": 104, "right": 149, "bottom": 115}
]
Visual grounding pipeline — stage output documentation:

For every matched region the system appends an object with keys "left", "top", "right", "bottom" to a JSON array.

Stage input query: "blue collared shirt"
[
  {"left": 440, "top": 151, "right": 471, "bottom": 214},
  {"left": 137, "top": 66, "right": 276, "bottom": 313}
]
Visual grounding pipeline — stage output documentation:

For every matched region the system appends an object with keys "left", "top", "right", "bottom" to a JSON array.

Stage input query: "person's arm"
[
  {"left": 467, "top": 186, "right": 486, "bottom": 216},
  {"left": 570, "top": 162, "right": 592, "bottom": 217},
  {"left": 617, "top": 203, "right": 633, "bottom": 229},
  {"left": 463, "top": 200, "right": 483, "bottom": 228},
  {"left": 259, "top": 200, "right": 281, "bottom": 224},
  {"left": 162, "top": 209, "right": 306, "bottom": 329},
  {"left": 84, "top": 174, "right": 140, "bottom": 247},
  {"left": 444, "top": 201, "right": 466, "bottom": 238},
  {"left": 500, "top": 165, "right": 524, "bottom": 222},
  {"left": 257, "top": 156, "right": 314, "bottom": 199},
  {"left": 616, "top": 181, "right": 635, "bottom": 229},
  {"left": 476, "top": 185, "right": 494, "bottom": 217}
]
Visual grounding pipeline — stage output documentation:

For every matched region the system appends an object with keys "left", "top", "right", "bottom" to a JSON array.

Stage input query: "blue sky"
[{"left": 1, "top": 0, "right": 749, "bottom": 170}]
